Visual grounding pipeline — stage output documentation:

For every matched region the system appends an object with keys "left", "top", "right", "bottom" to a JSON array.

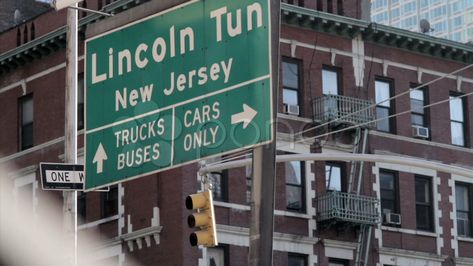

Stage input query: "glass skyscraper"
[{"left": 371, "top": 0, "right": 473, "bottom": 43}]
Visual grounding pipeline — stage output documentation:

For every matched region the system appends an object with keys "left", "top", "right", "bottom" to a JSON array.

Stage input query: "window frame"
[
  {"left": 282, "top": 57, "right": 302, "bottom": 115},
  {"left": 208, "top": 244, "right": 229, "bottom": 266},
  {"left": 328, "top": 258, "right": 349, "bottom": 266},
  {"left": 288, "top": 252, "right": 308, "bottom": 266},
  {"left": 101, "top": 185, "right": 119, "bottom": 218},
  {"left": 449, "top": 92, "right": 469, "bottom": 147},
  {"left": 415, "top": 175, "right": 434, "bottom": 232},
  {"left": 78, "top": 73, "right": 85, "bottom": 130},
  {"left": 322, "top": 65, "right": 342, "bottom": 96},
  {"left": 19, "top": 94, "right": 34, "bottom": 151},
  {"left": 375, "top": 78, "right": 396, "bottom": 133},
  {"left": 77, "top": 191, "right": 87, "bottom": 225},
  {"left": 210, "top": 170, "right": 228, "bottom": 202},
  {"left": 325, "top": 162, "right": 345, "bottom": 192},
  {"left": 410, "top": 85, "right": 429, "bottom": 128},
  {"left": 285, "top": 159, "right": 306, "bottom": 213},
  {"left": 456, "top": 182, "right": 473, "bottom": 238},
  {"left": 379, "top": 169, "right": 400, "bottom": 216}
]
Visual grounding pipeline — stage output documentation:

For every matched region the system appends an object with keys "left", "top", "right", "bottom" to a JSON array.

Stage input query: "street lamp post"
[
  {"left": 63, "top": 3, "right": 78, "bottom": 265},
  {"left": 36, "top": 1, "right": 112, "bottom": 264}
]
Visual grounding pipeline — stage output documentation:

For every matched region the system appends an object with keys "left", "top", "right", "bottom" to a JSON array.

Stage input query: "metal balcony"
[
  {"left": 316, "top": 191, "right": 380, "bottom": 225},
  {"left": 312, "top": 95, "right": 375, "bottom": 127}
]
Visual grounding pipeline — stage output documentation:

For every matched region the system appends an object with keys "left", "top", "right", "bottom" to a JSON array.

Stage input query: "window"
[
  {"left": 77, "top": 191, "right": 86, "bottom": 224},
  {"left": 288, "top": 253, "right": 307, "bottom": 266},
  {"left": 208, "top": 246, "right": 228, "bottom": 266},
  {"left": 19, "top": 95, "right": 34, "bottom": 150},
  {"left": 337, "top": 0, "right": 343, "bottom": 15},
  {"left": 410, "top": 87, "right": 428, "bottom": 127},
  {"left": 246, "top": 155, "right": 253, "bottom": 204},
  {"left": 328, "top": 258, "right": 349, "bottom": 266},
  {"left": 456, "top": 183, "right": 472, "bottom": 237},
  {"left": 450, "top": 93, "right": 467, "bottom": 146},
  {"left": 286, "top": 161, "right": 305, "bottom": 212},
  {"left": 78, "top": 75, "right": 85, "bottom": 130},
  {"left": 322, "top": 68, "right": 340, "bottom": 95},
  {"left": 282, "top": 59, "right": 301, "bottom": 113},
  {"left": 391, "top": 8, "right": 400, "bottom": 20},
  {"left": 325, "top": 163, "right": 343, "bottom": 192},
  {"left": 209, "top": 171, "right": 228, "bottom": 202},
  {"left": 375, "top": 79, "right": 394, "bottom": 132},
  {"left": 101, "top": 185, "right": 118, "bottom": 218},
  {"left": 415, "top": 176, "right": 434, "bottom": 232},
  {"left": 380, "top": 170, "right": 399, "bottom": 215}
]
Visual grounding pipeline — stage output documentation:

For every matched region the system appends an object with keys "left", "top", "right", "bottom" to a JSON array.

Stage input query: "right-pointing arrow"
[
  {"left": 231, "top": 104, "right": 257, "bottom": 129},
  {"left": 93, "top": 143, "right": 108, "bottom": 174}
]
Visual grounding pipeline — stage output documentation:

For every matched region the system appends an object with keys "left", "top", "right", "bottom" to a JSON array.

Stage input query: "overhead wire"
[
  {"left": 279, "top": 89, "right": 473, "bottom": 149},
  {"left": 293, "top": 63, "right": 473, "bottom": 138}
]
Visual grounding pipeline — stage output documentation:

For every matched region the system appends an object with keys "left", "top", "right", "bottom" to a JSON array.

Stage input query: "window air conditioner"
[
  {"left": 384, "top": 213, "right": 402, "bottom": 225},
  {"left": 284, "top": 104, "right": 300, "bottom": 116},
  {"left": 412, "top": 125, "right": 429, "bottom": 139}
]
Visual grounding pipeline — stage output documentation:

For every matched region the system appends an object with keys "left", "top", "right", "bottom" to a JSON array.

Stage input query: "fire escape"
[{"left": 312, "top": 94, "right": 380, "bottom": 266}]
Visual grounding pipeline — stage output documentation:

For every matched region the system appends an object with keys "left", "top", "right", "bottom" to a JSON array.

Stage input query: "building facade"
[
  {"left": 1, "top": 0, "right": 473, "bottom": 265},
  {"left": 371, "top": 0, "right": 473, "bottom": 43}
]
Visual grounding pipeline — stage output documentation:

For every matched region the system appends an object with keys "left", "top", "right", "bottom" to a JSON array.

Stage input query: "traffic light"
[{"left": 185, "top": 189, "right": 218, "bottom": 247}]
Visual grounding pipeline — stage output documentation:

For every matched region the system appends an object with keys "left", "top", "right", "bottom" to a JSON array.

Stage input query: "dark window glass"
[
  {"left": 325, "top": 163, "right": 342, "bottom": 191},
  {"left": 77, "top": 191, "right": 86, "bottom": 224},
  {"left": 328, "top": 258, "right": 349, "bottom": 266},
  {"left": 101, "top": 185, "right": 118, "bottom": 218},
  {"left": 380, "top": 170, "right": 398, "bottom": 215},
  {"left": 288, "top": 253, "right": 307, "bottom": 266},
  {"left": 337, "top": 0, "right": 344, "bottom": 15},
  {"left": 456, "top": 183, "right": 472, "bottom": 237},
  {"left": 450, "top": 94, "right": 467, "bottom": 146},
  {"left": 415, "top": 176, "right": 434, "bottom": 232},
  {"left": 375, "top": 80, "right": 394, "bottom": 132},
  {"left": 78, "top": 75, "right": 84, "bottom": 130},
  {"left": 19, "top": 95, "right": 34, "bottom": 150},
  {"left": 286, "top": 161, "right": 305, "bottom": 212}
]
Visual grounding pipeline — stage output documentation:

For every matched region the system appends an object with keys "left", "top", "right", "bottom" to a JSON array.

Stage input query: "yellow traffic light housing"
[{"left": 186, "top": 190, "right": 218, "bottom": 247}]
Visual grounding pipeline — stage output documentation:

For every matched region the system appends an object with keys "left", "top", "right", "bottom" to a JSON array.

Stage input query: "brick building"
[{"left": 1, "top": 0, "right": 473, "bottom": 265}]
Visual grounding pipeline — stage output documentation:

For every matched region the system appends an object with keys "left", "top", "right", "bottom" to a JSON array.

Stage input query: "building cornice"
[
  {"left": 281, "top": 3, "right": 473, "bottom": 64},
  {"left": 0, "top": 0, "right": 149, "bottom": 76},
  {"left": 2, "top": 3, "right": 472, "bottom": 77}
]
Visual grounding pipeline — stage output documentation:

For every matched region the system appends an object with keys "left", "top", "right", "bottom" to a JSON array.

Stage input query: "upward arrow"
[
  {"left": 93, "top": 143, "right": 108, "bottom": 174},
  {"left": 231, "top": 104, "right": 257, "bottom": 129}
]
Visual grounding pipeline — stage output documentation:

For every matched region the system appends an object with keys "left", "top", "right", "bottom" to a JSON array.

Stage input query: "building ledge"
[{"left": 120, "top": 225, "right": 163, "bottom": 252}]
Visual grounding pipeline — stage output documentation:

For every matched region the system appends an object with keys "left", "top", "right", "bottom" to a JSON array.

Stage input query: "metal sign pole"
[
  {"left": 248, "top": 0, "right": 280, "bottom": 265},
  {"left": 64, "top": 4, "right": 78, "bottom": 266}
]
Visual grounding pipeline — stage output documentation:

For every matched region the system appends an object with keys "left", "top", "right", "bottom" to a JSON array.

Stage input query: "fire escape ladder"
[
  {"left": 347, "top": 127, "right": 368, "bottom": 194},
  {"left": 355, "top": 223, "right": 372, "bottom": 266},
  {"left": 348, "top": 127, "right": 371, "bottom": 266}
]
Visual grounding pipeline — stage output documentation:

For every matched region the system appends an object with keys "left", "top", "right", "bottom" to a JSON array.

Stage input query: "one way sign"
[{"left": 40, "top": 163, "right": 84, "bottom": 190}]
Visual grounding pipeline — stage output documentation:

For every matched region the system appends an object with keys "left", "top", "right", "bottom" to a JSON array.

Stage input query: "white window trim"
[
  {"left": 373, "top": 163, "right": 441, "bottom": 255},
  {"left": 10, "top": 165, "right": 38, "bottom": 215},
  {"left": 451, "top": 174, "right": 473, "bottom": 258}
]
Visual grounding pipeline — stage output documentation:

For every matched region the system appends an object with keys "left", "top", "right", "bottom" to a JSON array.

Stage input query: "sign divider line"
[
  {"left": 86, "top": 74, "right": 270, "bottom": 134},
  {"left": 171, "top": 107, "right": 175, "bottom": 166}
]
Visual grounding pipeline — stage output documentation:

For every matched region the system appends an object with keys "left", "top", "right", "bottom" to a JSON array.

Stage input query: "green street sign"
[{"left": 85, "top": 0, "right": 273, "bottom": 190}]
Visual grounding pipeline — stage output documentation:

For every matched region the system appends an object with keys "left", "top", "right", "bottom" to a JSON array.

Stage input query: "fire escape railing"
[
  {"left": 316, "top": 191, "right": 380, "bottom": 225},
  {"left": 312, "top": 94, "right": 375, "bottom": 127}
]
